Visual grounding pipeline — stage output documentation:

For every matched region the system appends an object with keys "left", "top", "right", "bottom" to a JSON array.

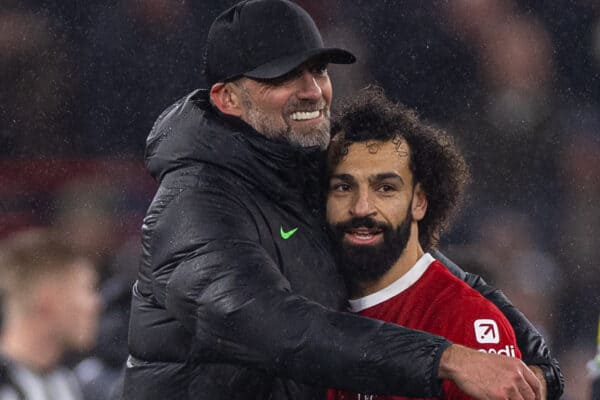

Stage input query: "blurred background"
[{"left": 1, "top": 0, "right": 599, "bottom": 398}]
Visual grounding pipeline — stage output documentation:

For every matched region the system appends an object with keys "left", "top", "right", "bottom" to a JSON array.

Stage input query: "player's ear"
[
  {"left": 411, "top": 183, "right": 428, "bottom": 221},
  {"left": 209, "top": 81, "right": 244, "bottom": 117}
]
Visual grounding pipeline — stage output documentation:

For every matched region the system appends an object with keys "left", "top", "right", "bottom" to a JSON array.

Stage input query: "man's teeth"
[{"left": 291, "top": 110, "right": 320, "bottom": 121}]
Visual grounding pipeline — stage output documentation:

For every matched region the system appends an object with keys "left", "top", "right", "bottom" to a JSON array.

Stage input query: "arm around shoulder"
[
  {"left": 157, "top": 187, "right": 452, "bottom": 397},
  {"left": 432, "top": 249, "right": 563, "bottom": 399},
  {"left": 439, "top": 344, "right": 543, "bottom": 400}
]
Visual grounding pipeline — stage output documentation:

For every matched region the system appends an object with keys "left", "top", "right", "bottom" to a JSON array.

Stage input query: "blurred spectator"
[
  {"left": 0, "top": 229, "right": 101, "bottom": 399},
  {"left": 50, "top": 180, "right": 120, "bottom": 279},
  {"left": 552, "top": 108, "right": 600, "bottom": 399},
  {"left": 448, "top": 3, "right": 555, "bottom": 132},
  {"left": 555, "top": 108, "right": 600, "bottom": 344},
  {"left": 74, "top": 237, "right": 140, "bottom": 400},
  {"left": 439, "top": 0, "right": 561, "bottom": 230},
  {"left": 47, "top": 179, "right": 142, "bottom": 399}
]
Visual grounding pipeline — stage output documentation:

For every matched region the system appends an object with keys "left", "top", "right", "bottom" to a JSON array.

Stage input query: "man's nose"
[
  {"left": 296, "top": 70, "right": 323, "bottom": 100},
  {"left": 350, "top": 189, "right": 376, "bottom": 217}
]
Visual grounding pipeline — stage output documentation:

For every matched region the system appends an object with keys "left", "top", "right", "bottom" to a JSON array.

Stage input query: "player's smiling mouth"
[{"left": 345, "top": 227, "right": 383, "bottom": 245}]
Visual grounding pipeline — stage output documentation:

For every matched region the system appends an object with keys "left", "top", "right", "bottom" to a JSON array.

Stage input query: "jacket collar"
[{"left": 145, "top": 89, "right": 326, "bottom": 211}]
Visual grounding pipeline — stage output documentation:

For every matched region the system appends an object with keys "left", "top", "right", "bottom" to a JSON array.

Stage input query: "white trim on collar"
[{"left": 348, "top": 252, "right": 435, "bottom": 312}]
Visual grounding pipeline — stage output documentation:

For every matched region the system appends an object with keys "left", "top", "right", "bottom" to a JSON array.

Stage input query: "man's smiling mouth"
[
  {"left": 345, "top": 227, "right": 383, "bottom": 244},
  {"left": 290, "top": 110, "right": 321, "bottom": 121}
]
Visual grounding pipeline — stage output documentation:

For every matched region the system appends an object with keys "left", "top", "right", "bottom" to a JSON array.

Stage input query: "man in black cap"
[{"left": 123, "top": 1, "right": 562, "bottom": 399}]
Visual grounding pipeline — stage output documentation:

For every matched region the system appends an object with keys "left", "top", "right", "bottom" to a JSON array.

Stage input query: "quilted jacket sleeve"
[{"left": 151, "top": 185, "right": 450, "bottom": 398}]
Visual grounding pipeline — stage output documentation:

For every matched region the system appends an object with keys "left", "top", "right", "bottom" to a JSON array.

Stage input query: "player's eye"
[
  {"left": 376, "top": 184, "right": 396, "bottom": 193},
  {"left": 330, "top": 182, "right": 351, "bottom": 192}
]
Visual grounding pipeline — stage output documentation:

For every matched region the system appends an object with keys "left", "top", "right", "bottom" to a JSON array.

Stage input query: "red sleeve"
[{"left": 441, "top": 293, "right": 522, "bottom": 400}]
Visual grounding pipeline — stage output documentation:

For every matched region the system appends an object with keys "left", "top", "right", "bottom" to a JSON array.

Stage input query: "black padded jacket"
[{"left": 122, "top": 89, "right": 562, "bottom": 400}]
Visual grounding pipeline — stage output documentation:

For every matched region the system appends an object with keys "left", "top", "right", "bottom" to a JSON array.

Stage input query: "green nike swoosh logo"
[{"left": 280, "top": 226, "right": 298, "bottom": 240}]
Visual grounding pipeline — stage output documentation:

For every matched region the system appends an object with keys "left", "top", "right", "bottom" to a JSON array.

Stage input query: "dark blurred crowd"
[{"left": 1, "top": 0, "right": 600, "bottom": 399}]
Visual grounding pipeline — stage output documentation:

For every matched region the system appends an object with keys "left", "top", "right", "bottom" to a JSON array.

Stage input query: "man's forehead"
[
  {"left": 333, "top": 139, "right": 411, "bottom": 175},
  {"left": 343, "top": 139, "right": 409, "bottom": 160}
]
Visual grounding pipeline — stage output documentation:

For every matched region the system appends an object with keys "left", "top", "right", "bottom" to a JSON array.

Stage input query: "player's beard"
[
  {"left": 327, "top": 208, "right": 412, "bottom": 296},
  {"left": 238, "top": 85, "right": 330, "bottom": 149}
]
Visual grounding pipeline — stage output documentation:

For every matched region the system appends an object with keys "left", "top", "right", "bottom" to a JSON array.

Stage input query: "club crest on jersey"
[{"left": 474, "top": 319, "right": 500, "bottom": 344}]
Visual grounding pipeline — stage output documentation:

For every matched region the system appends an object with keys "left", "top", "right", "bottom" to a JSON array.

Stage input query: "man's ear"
[
  {"left": 209, "top": 82, "right": 243, "bottom": 117},
  {"left": 412, "top": 183, "right": 428, "bottom": 221}
]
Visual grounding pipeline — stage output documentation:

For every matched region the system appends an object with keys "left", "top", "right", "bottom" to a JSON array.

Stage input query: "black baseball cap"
[{"left": 203, "top": 0, "right": 356, "bottom": 85}]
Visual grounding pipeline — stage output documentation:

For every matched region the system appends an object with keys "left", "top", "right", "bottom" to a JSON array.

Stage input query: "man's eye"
[
  {"left": 312, "top": 64, "right": 328, "bottom": 76},
  {"left": 331, "top": 183, "right": 350, "bottom": 192},
  {"left": 377, "top": 184, "right": 395, "bottom": 193}
]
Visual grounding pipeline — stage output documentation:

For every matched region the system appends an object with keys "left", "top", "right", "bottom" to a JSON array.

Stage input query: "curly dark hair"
[{"left": 328, "top": 86, "right": 470, "bottom": 249}]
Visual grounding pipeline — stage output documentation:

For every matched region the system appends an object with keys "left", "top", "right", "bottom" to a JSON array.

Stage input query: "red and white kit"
[{"left": 329, "top": 253, "right": 521, "bottom": 400}]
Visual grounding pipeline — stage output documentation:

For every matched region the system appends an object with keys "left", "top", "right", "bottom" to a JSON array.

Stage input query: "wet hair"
[
  {"left": 328, "top": 86, "right": 470, "bottom": 249},
  {"left": 0, "top": 229, "right": 86, "bottom": 303}
]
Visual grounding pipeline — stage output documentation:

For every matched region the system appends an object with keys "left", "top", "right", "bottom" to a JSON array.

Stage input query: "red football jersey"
[{"left": 328, "top": 253, "right": 521, "bottom": 400}]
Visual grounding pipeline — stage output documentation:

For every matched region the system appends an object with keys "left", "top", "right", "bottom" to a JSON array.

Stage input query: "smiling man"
[
  {"left": 123, "top": 1, "right": 561, "bottom": 399},
  {"left": 326, "top": 87, "right": 524, "bottom": 400}
]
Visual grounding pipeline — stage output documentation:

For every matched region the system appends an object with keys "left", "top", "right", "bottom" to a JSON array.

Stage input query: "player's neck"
[{"left": 354, "top": 228, "right": 425, "bottom": 297}]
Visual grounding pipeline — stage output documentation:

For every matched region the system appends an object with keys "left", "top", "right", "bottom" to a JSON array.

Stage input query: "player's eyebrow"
[
  {"left": 330, "top": 173, "right": 356, "bottom": 184},
  {"left": 369, "top": 172, "right": 404, "bottom": 185}
]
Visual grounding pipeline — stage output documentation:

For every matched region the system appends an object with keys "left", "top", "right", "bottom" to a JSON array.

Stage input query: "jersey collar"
[{"left": 348, "top": 252, "right": 435, "bottom": 312}]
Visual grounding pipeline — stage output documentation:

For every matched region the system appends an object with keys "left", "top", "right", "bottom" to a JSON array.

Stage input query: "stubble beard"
[{"left": 239, "top": 86, "right": 331, "bottom": 150}]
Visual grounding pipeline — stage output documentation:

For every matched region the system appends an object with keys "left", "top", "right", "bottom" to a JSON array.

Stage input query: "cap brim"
[{"left": 243, "top": 48, "right": 356, "bottom": 80}]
